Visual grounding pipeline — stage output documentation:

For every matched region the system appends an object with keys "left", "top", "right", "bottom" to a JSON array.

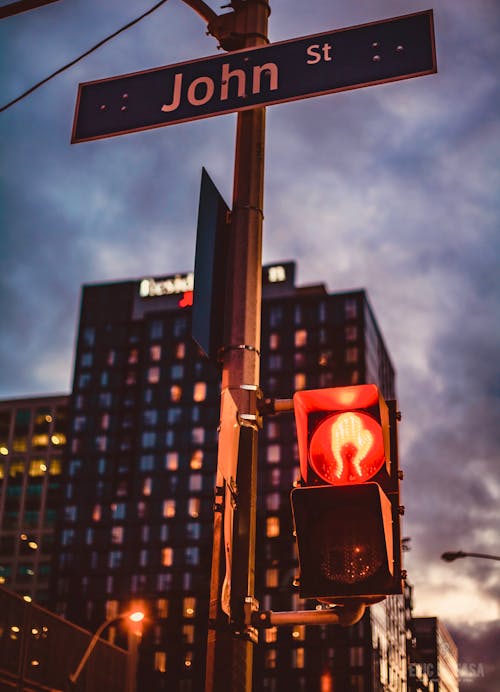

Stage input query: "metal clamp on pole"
[{"left": 252, "top": 602, "right": 366, "bottom": 628}]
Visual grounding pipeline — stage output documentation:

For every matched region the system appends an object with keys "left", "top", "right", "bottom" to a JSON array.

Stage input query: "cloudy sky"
[{"left": 1, "top": 0, "right": 499, "bottom": 685}]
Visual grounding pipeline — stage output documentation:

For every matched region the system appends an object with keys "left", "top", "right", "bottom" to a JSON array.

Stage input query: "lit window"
[
  {"left": 78, "top": 374, "right": 91, "bottom": 389},
  {"left": 188, "top": 498, "right": 200, "bottom": 518},
  {"left": 140, "top": 455, "right": 154, "bottom": 471},
  {"left": 29, "top": 460, "right": 46, "bottom": 476},
  {"left": 150, "top": 321, "right": 163, "bottom": 339},
  {"left": 190, "top": 450, "right": 203, "bottom": 469},
  {"left": 264, "top": 627, "right": 277, "bottom": 643},
  {"left": 183, "top": 625, "right": 195, "bottom": 644},
  {"left": 142, "top": 478, "right": 152, "bottom": 496},
  {"left": 349, "top": 646, "right": 364, "bottom": 667},
  {"left": 163, "top": 500, "right": 176, "bottom": 518},
  {"left": 266, "top": 493, "right": 280, "bottom": 511},
  {"left": 65, "top": 506, "right": 77, "bottom": 522},
  {"left": 173, "top": 317, "right": 187, "bottom": 338},
  {"left": 170, "top": 364, "right": 184, "bottom": 380},
  {"left": 295, "top": 330, "right": 307, "bottom": 347},
  {"left": 269, "top": 306, "right": 283, "bottom": 328},
  {"left": 107, "top": 350, "right": 116, "bottom": 366},
  {"left": 185, "top": 547, "right": 199, "bottom": 566},
  {"left": 191, "top": 428, "right": 205, "bottom": 444},
  {"left": 183, "top": 597, "right": 196, "bottom": 617},
  {"left": 125, "top": 371, "right": 137, "bottom": 386},
  {"left": 266, "top": 568, "right": 279, "bottom": 588},
  {"left": 165, "top": 430, "right": 175, "bottom": 447},
  {"left": 268, "top": 355, "right": 282, "bottom": 371},
  {"left": 111, "top": 526, "right": 123, "bottom": 544},
  {"left": 165, "top": 452, "right": 178, "bottom": 471},
  {"left": 148, "top": 367, "right": 160, "bottom": 384},
  {"left": 270, "top": 468, "right": 280, "bottom": 487},
  {"left": 95, "top": 435, "right": 107, "bottom": 452},
  {"left": 292, "top": 625, "right": 305, "bottom": 641},
  {"left": 92, "top": 504, "right": 101, "bottom": 522},
  {"left": 157, "top": 573, "right": 172, "bottom": 591},
  {"left": 167, "top": 408, "right": 182, "bottom": 424},
  {"left": 162, "top": 548, "right": 173, "bottom": 566},
  {"left": 100, "top": 413, "right": 110, "bottom": 430},
  {"left": 269, "top": 333, "right": 279, "bottom": 350},
  {"left": 351, "top": 370, "right": 359, "bottom": 385},
  {"left": 189, "top": 475, "right": 202, "bottom": 492},
  {"left": 111, "top": 503, "right": 126, "bottom": 520},
  {"left": 32, "top": 434, "right": 49, "bottom": 448},
  {"left": 292, "top": 648, "right": 305, "bottom": 669},
  {"left": 150, "top": 344, "right": 161, "bottom": 361},
  {"left": 294, "top": 373, "right": 306, "bottom": 390},
  {"left": 176, "top": 342, "right": 186, "bottom": 359},
  {"left": 62, "top": 529, "right": 74, "bottom": 546},
  {"left": 186, "top": 522, "right": 201, "bottom": 540},
  {"left": 170, "top": 385, "right": 182, "bottom": 402},
  {"left": 266, "top": 445, "right": 281, "bottom": 463},
  {"left": 193, "top": 382, "right": 206, "bottom": 402},
  {"left": 265, "top": 649, "right": 277, "bottom": 669},
  {"left": 105, "top": 599, "right": 119, "bottom": 619},
  {"left": 154, "top": 651, "right": 167, "bottom": 673},
  {"left": 108, "top": 551, "right": 122, "bottom": 568},
  {"left": 157, "top": 598, "right": 169, "bottom": 618},
  {"left": 99, "top": 392, "right": 112, "bottom": 408},
  {"left": 82, "top": 327, "right": 95, "bottom": 347},
  {"left": 266, "top": 517, "right": 280, "bottom": 538},
  {"left": 142, "top": 431, "right": 156, "bottom": 448}
]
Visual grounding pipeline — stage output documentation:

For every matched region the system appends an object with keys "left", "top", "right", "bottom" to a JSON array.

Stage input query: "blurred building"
[
  {"left": 412, "top": 617, "right": 459, "bottom": 692},
  {"left": 0, "top": 395, "right": 68, "bottom": 605},
  {"left": 48, "top": 261, "right": 407, "bottom": 691},
  {"left": 0, "top": 584, "right": 128, "bottom": 692}
]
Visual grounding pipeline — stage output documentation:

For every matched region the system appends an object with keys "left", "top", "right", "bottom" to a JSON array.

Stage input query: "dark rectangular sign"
[{"left": 72, "top": 10, "right": 436, "bottom": 143}]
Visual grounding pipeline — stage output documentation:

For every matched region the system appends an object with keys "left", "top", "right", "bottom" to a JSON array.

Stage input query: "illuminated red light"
[
  {"left": 178, "top": 291, "right": 194, "bottom": 308},
  {"left": 309, "top": 411, "right": 385, "bottom": 484}
]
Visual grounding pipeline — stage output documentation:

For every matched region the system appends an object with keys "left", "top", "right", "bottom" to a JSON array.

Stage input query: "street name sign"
[{"left": 72, "top": 10, "right": 436, "bottom": 143}]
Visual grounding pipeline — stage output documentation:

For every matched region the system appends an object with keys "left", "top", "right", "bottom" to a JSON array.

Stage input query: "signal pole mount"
[{"left": 204, "top": 2, "right": 270, "bottom": 692}]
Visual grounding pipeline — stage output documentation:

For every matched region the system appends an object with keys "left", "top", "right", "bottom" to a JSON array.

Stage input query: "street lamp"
[
  {"left": 441, "top": 551, "right": 500, "bottom": 562},
  {"left": 68, "top": 610, "right": 145, "bottom": 691}
]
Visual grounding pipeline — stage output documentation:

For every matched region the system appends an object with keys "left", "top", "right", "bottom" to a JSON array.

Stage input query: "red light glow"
[
  {"left": 309, "top": 411, "right": 384, "bottom": 484},
  {"left": 178, "top": 291, "right": 193, "bottom": 308}
]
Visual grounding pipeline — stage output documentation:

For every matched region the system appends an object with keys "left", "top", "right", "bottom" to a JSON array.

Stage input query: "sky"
[{"left": 1, "top": 0, "right": 499, "bottom": 687}]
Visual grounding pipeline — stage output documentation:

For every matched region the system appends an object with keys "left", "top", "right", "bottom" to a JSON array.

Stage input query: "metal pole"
[{"left": 205, "top": 2, "right": 270, "bottom": 691}]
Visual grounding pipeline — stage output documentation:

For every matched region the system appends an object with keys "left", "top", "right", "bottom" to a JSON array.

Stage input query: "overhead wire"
[{"left": 0, "top": 0, "right": 170, "bottom": 113}]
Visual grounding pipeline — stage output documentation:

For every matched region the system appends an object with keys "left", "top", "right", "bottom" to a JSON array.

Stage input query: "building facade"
[
  {"left": 412, "top": 618, "right": 459, "bottom": 692},
  {"left": 49, "top": 261, "right": 406, "bottom": 691},
  {"left": 0, "top": 395, "right": 68, "bottom": 605}
]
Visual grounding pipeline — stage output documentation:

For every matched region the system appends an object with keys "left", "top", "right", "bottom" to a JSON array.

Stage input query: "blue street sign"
[{"left": 72, "top": 10, "right": 436, "bottom": 143}]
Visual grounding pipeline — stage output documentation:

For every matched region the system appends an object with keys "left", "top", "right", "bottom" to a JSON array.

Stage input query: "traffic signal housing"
[{"left": 291, "top": 384, "right": 403, "bottom": 601}]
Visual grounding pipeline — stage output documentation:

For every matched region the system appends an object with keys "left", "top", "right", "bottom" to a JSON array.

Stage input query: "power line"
[{"left": 0, "top": 0, "right": 170, "bottom": 113}]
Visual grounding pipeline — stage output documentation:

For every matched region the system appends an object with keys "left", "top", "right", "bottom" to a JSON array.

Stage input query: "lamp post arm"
[
  {"left": 180, "top": 0, "right": 217, "bottom": 25},
  {"left": 68, "top": 617, "right": 117, "bottom": 686}
]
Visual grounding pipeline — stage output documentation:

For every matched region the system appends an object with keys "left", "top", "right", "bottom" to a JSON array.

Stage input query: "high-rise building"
[
  {"left": 0, "top": 395, "right": 68, "bottom": 605},
  {"left": 49, "top": 261, "right": 405, "bottom": 691},
  {"left": 412, "top": 617, "right": 459, "bottom": 692}
]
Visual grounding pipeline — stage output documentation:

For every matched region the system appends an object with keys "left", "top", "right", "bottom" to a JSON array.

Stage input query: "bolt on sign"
[{"left": 72, "top": 10, "right": 436, "bottom": 143}]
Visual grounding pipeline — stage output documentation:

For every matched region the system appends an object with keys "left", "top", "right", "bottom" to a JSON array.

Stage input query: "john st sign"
[{"left": 72, "top": 10, "right": 436, "bottom": 143}]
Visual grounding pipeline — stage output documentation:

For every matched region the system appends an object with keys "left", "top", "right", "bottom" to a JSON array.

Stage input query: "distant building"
[
  {"left": 48, "top": 261, "right": 406, "bottom": 691},
  {"left": 0, "top": 395, "right": 68, "bottom": 605},
  {"left": 412, "top": 617, "right": 459, "bottom": 692}
]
